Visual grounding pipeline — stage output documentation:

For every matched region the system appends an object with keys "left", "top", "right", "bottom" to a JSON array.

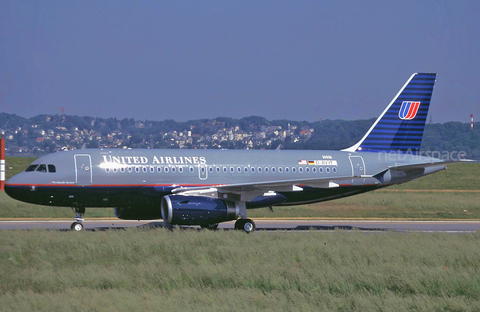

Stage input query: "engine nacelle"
[
  {"left": 114, "top": 207, "right": 162, "bottom": 220},
  {"left": 161, "top": 195, "right": 240, "bottom": 226}
]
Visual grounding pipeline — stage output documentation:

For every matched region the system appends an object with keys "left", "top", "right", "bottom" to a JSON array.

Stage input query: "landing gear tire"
[
  {"left": 71, "top": 207, "right": 85, "bottom": 231},
  {"left": 71, "top": 222, "right": 84, "bottom": 231},
  {"left": 235, "top": 218, "right": 255, "bottom": 233},
  {"left": 201, "top": 223, "right": 219, "bottom": 230}
]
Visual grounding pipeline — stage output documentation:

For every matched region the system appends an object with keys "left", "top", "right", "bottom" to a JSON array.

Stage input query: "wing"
[{"left": 171, "top": 174, "right": 382, "bottom": 201}]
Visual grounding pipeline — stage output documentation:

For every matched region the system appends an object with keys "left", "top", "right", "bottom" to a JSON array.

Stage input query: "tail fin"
[{"left": 344, "top": 73, "right": 437, "bottom": 154}]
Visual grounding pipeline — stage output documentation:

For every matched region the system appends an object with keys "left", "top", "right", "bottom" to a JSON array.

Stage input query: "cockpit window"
[
  {"left": 26, "top": 164, "right": 39, "bottom": 172},
  {"left": 48, "top": 164, "right": 56, "bottom": 173},
  {"left": 36, "top": 164, "right": 47, "bottom": 172}
]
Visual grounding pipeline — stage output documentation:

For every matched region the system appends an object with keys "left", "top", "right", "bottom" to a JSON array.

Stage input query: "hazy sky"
[{"left": 1, "top": 1, "right": 479, "bottom": 123}]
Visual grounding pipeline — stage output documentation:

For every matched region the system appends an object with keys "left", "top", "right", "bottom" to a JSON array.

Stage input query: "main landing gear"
[
  {"left": 71, "top": 207, "right": 85, "bottom": 231},
  {"left": 235, "top": 218, "right": 256, "bottom": 234}
]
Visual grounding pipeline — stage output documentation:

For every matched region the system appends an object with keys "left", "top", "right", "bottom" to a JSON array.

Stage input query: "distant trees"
[{"left": 1, "top": 112, "right": 479, "bottom": 159}]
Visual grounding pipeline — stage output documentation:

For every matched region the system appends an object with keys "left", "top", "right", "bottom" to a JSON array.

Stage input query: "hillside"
[{"left": 1, "top": 112, "right": 479, "bottom": 159}]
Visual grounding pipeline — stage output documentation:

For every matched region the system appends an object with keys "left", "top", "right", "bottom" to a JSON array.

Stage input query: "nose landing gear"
[{"left": 71, "top": 207, "right": 85, "bottom": 231}]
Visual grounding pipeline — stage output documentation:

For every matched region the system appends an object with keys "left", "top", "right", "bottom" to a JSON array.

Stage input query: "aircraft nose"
[{"left": 4, "top": 174, "right": 29, "bottom": 201}]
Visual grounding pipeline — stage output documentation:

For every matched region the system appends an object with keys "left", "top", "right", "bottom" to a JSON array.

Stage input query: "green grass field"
[
  {"left": 2, "top": 158, "right": 480, "bottom": 311},
  {"left": 2, "top": 156, "right": 479, "bottom": 220},
  {"left": 1, "top": 229, "right": 480, "bottom": 311}
]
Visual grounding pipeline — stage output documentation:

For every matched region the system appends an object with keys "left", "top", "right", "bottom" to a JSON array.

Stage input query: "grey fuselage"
[{"left": 5, "top": 148, "right": 446, "bottom": 210}]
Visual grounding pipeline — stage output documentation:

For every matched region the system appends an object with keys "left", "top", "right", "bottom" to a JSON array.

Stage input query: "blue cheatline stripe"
[
  {"left": 412, "top": 76, "right": 435, "bottom": 83},
  {"left": 385, "top": 114, "right": 428, "bottom": 119},
  {"left": 402, "top": 89, "right": 433, "bottom": 93},
  {"left": 380, "top": 120, "right": 427, "bottom": 124},
  {"left": 360, "top": 149, "right": 421, "bottom": 154},
  {"left": 360, "top": 144, "right": 423, "bottom": 149},
  {"left": 398, "top": 94, "right": 433, "bottom": 98},
  {"left": 363, "top": 137, "right": 423, "bottom": 141},
  {"left": 373, "top": 125, "right": 427, "bottom": 129},
  {"left": 364, "top": 136, "right": 423, "bottom": 140},
  {"left": 376, "top": 120, "right": 427, "bottom": 125},
  {"left": 370, "top": 130, "right": 425, "bottom": 134},
  {"left": 363, "top": 140, "right": 422, "bottom": 145}
]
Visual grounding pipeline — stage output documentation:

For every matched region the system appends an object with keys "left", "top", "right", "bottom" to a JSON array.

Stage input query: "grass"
[
  {"left": 2, "top": 158, "right": 480, "bottom": 311},
  {"left": 1, "top": 229, "right": 480, "bottom": 311},
  {"left": 2, "top": 158, "right": 480, "bottom": 220}
]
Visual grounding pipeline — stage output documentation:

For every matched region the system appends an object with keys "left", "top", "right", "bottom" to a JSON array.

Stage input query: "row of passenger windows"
[
  {"left": 25, "top": 164, "right": 56, "bottom": 173},
  {"left": 104, "top": 165, "right": 338, "bottom": 174}
]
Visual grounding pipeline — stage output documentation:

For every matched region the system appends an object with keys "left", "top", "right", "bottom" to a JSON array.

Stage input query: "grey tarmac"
[{"left": 1, "top": 219, "right": 480, "bottom": 233}]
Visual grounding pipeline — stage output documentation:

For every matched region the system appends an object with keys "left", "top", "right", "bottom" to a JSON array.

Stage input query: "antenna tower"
[{"left": 57, "top": 108, "right": 66, "bottom": 123}]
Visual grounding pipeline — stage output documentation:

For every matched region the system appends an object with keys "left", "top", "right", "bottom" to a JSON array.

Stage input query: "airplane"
[{"left": 5, "top": 73, "right": 457, "bottom": 232}]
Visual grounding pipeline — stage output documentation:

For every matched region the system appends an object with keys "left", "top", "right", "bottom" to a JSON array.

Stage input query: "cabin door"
[
  {"left": 349, "top": 156, "right": 365, "bottom": 185},
  {"left": 75, "top": 154, "right": 92, "bottom": 186}
]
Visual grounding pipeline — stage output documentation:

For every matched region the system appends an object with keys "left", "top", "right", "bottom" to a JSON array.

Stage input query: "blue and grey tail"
[{"left": 344, "top": 73, "right": 437, "bottom": 154}]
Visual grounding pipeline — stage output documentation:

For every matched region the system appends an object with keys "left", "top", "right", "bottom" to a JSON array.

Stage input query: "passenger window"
[
  {"left": 26, "top": 164, "right": 39, "bottom": 172},
  {"left": 36, "top": 164, "right": 47, "bottom": 172}
]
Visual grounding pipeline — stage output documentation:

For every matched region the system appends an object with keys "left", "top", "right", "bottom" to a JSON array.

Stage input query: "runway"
[{"left": 1, "top": 219, "right": 480, "bottom": 233}]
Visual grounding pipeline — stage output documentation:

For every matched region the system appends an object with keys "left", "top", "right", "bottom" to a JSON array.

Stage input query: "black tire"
[
  {"left": 243, "top": 219, "right": 255, "bottom": 234},
  {"left": 234, "top": 219, "right": 246, "bottom": 231},
  {"left": 71, "top": 222, "right": 84, "bottom": 231}
]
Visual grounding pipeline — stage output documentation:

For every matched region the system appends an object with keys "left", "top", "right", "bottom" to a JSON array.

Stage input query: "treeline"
[{"left": 0, "top": 112, "right": 479, "bottom": 159}]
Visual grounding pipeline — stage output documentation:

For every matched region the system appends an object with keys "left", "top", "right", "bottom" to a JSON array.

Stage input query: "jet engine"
[{"left": 161, "top": 195, "right": 240, "bottom": 226}]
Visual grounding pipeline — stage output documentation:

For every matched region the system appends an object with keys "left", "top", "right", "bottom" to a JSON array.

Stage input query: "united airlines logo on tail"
[{"left": 399, "top": 101, "right": 420, "bottom": 120}]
